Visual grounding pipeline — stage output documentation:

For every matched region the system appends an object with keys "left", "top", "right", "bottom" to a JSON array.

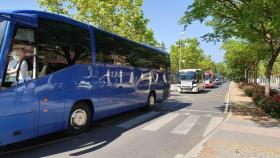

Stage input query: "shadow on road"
[
  {"left": 0, "top": 99, "right": 191, "bottom": 157},
  {"left": 215, "top": 103, "right": 227, "bottom": 113}
]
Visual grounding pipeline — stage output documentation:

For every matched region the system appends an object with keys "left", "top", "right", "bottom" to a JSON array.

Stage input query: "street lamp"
[{"left": 178, "top": 31, "right": 186, "bottom": 71}]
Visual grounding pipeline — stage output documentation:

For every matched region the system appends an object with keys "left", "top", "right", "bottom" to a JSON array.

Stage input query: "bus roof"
[{"left": 0, "top": 10, "right": 166, "bottom": 55}]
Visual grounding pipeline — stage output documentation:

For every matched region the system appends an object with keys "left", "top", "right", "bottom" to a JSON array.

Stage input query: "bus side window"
[
  {"left": 94, "top": 29, "right": 170, "bottom": 71},
  {"left": 3, "top": 25, "right": 35, "bottom": 87},
  {"left": 37, "top": 18, "right": 91, "bottom": 77}
]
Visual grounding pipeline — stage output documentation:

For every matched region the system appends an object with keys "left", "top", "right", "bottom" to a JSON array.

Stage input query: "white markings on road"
[
  {"left": 203, "top": 117, "right": 224, "bottom": 137},
  {"left": 67, "top": 141, "right": 107, "bottom": 156},
  {"left": 180, "top": 109, "right": 222, "bottom": 114},
  {"left": 174, "top": 154, "right": 184, "bottom": 158},
  {"left": 204, "top": 114, "right": 211, "bottom": 117},
  {"left": 117, "top": 111, "right": 159, "bottom": 128},
  {"left": 170, "top": 115, "right": 201, "bottom": 135},
  {"left": 142, "top": 113, "right": 179, "bottom": 131},
  {"left": 224, "top": 83, "right": 231, "bottom": 113}
]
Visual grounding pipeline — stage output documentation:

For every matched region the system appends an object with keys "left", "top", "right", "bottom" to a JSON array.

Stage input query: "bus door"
[
  {"left": 136, "top": 69, "right": 152, "bottom": 103},
  {"left": 162, "top": 72, "right": 170, "bottom": 100},
  {"left": 153, "top": 71, "right": 163, "bottom": 101},
  {"left": 0, "top": 20, "right": 38, "bottom": 145}
]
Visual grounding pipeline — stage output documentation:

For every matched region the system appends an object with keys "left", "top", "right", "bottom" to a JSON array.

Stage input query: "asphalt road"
[{"left": 1, "top": 83, "right": 230, "bottom": 158}]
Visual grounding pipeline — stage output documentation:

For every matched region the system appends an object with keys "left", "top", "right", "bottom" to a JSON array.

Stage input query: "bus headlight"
[{"left": 193, "top": 84, "right": 197, "bottom": 87}]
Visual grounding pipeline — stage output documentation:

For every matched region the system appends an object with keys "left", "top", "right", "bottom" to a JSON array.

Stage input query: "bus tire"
[
  {"left": 145, "top": 92, "right": 156, "bottom": 111},
  {"left": 66, "top": 102, "right": 92, "bottom": 136}
]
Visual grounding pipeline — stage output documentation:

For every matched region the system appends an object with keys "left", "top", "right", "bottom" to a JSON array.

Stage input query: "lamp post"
[{"left": 178, "top": 31, "right": 186, "bottom": 71}]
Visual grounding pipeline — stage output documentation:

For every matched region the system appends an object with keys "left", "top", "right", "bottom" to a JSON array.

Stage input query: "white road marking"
[
  {"left": 204, "top": 114, "right": 211, "bottom": 117},
  {"left": 170, "top": 115, "right": 201, "bottom": 135},
  {"left": 224, "top": 83, "right": 231, "bottom": 113},
  {"left": 174, "top": 154, "right": 184, "bottom": 158},
  {"left": 49, "top": 141, "right": 107, "bottom": 157},
  {"left": 117, "top": 111, "right": 159, "bottom": 128},
  {"left": 180, "top": 109, "right": 222, "bottom": 114},
  {"left": 142, "top": 113, "right": 179, "bottom": 131},
  {"left": 183, "top": 91, "right": 232, "bottom": 158},
  {"left": 203, "top": 117, "right": 224, "bottom": 137}
]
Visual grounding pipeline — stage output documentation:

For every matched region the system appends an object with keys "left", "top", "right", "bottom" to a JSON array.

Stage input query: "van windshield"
[
  {"left": 180, "top": 71, "right": 196, "bottom": 80},
  {"left": 0, "top": 21, "right": 7, "bottom": 50}
]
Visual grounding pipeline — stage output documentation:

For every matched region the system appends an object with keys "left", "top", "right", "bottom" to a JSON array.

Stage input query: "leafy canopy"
[
  {"left": 180, "top": 0, "right": 280, "bottom": 47},
  {"left": 170, "top": 38, "right": 215, "bottom": 73},
  {"left": 222, "top": 39, "right": 269, "bottom": 80},
  {"left": 38, "top": 0, "right": 158, "bottom": 46}
]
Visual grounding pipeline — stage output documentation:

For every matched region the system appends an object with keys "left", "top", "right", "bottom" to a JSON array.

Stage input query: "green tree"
[
  {"left": 38, "top": 0, "right": 158, "bottom": 46},
  {"left": 180, "top": 0, "right": 280, "bottom": 95},
  {"left": 199, "top": 55, "right": 215, "bottom": 71},
  {"left": 222, "top": 40, "right": 268, "bottom": 82},
  {"left": 157, "top": 41, "right": 167, "bottom": 52},
  {"left": 215, "top": 62, "right": 226, "bottom": 77},
  {"left": 170, "top": 38, "right": 215, "bottom": 74}
]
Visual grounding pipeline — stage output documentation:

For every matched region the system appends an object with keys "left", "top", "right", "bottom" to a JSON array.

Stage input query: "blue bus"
[{"left": 0, "top": 10, "right": 170, "bottom": 146}]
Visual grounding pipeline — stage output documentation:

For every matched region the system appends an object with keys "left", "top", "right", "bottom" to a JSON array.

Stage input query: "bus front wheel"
[{"left": 66, "top": 102, "right": 92, "bottom": 135}]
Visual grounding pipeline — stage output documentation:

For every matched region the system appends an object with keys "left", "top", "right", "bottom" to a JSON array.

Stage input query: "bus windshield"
[
  {"left": 204, "top": 74, "right": 212, "bottom": 80},
  {"left": 180, "top": 71, "right": 196, "bottom": 80},
  {"left": 0, "top": 21, "right": 7, "bottom": 49}
]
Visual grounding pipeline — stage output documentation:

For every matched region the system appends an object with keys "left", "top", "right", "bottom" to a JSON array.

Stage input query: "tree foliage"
[
  {"left": 214, "top": 62, "right": 226, "bottom": 77},
  {"left": 222, "top": 39, "right": 268, "bottom": 82},
  {"left": 170, "top": 38, "right": 215, "bottom": 73},
  {"left": 157, "top": 41, "right": 167, "bottom": 52},
  {"left": 180, "top": 0, "right": 280, "bottom": 95},
  {"left": 38, "top": 0, "right": 158, "bottom": 46}
]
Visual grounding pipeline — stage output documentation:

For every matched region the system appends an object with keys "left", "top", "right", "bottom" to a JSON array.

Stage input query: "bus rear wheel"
[{"left": 66, "top": 102, "right": 92, "bottom": 135}]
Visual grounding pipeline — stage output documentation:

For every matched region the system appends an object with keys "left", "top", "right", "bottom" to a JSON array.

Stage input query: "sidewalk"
[{"left": 195, "top": 82, "right": 280, "bottom": 158}]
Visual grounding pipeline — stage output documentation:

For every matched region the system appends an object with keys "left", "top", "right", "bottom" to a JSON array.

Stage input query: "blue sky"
[{"left": 0, "top": 0, "right": 224, "bottom": 62}]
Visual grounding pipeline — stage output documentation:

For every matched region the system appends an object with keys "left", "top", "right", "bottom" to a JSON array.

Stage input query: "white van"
[{"left": 177, "top": 69, "right": 205, "bottom": 93}]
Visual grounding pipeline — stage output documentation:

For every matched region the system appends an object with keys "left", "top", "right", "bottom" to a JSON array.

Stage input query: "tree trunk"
[
  {"left": 265, "top": 50, "right": 280, "bottom": 96},
  {"left": 245, "top": 69, "right": 248, "bottom": 83},
  {"left": 254, "top": 68, "right": 258, "bottom": 84}
]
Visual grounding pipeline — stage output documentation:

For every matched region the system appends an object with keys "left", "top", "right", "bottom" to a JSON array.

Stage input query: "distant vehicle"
[
  {"left": 0, "top": 10, "right": 170, "bottom": 146},
  {"left": 177, "top": 69, "right": 205, "bottom": 93},
  {"left": 215, "top": 74, "right": 222, "bottom": 85},
  {"left": 204, "top": 71, "right": 216, "bottom": 88}
]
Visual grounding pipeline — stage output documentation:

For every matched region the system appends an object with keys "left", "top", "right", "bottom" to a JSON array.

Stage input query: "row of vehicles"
[
  {"left": 0, "top": 10, "right": 170, "bottom": 146},
  {"left": 177, "top": 69, "right": 223, "bottom": 93}
]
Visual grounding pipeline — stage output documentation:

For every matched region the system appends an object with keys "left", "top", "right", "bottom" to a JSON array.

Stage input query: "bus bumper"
[
  {"left": 205, "top": 83, "right": 215, "bottom": 88},
  {"left": 177, "top": 86, "right": 199, "bottom": 93}
]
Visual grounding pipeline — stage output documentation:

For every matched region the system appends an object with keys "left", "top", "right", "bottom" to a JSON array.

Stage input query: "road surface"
[{"left": 0, "top": 83, "right": 230, "bottom": 158}]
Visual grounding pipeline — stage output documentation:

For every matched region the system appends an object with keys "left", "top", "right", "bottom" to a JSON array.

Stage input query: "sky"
[{"left": 0, "top": 0, "right": 224, "bottom": 62}]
